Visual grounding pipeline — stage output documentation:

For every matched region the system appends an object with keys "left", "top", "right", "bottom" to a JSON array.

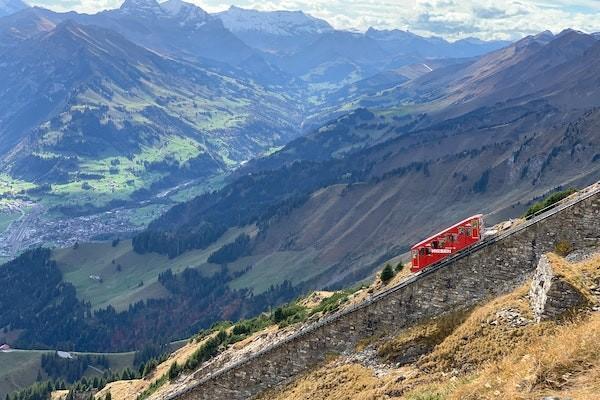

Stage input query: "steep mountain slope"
[
  {"left": 317, "top": 30, "right": 600, "bottom": 126},
  {"left": 0, "top": 7, "right": 61, "bottom": 51},
  {"left": 0, "top": 0, "right": 27, "bottom": 17},
  {"left": 132, "top": 31, "right": 600, "bottom": 293},
  {"left": 0, "top": 21, "right": 301, "bottom": 202},
  {"left": 373, "top": 30, "right": 598, "bottom": 117}
]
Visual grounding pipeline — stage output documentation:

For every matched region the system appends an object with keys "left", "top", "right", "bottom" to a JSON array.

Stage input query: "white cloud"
[{"left": 28, "top": 0, "right": 600, "bottom": 40}]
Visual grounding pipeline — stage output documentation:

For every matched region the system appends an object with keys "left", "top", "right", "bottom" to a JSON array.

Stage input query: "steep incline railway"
[{"left": 163, "top": 182, "right": 600, "bottom": 400}]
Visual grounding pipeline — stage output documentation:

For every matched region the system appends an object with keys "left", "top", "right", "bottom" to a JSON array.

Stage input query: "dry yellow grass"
[
  {"left": 546, "top": 252, "right": 599, "bottom": 304},
  {"left": 51, "top": 390, "right": 69, "bottom": 400},
  {"left": 417, "top": 285, "right": 554, "bottom": 373},
  {"left": 263, "top": 253, "right": 600, "bottom": 400},
  {"left": 95, "top": 334, "right": 217, "bottom": 400},
  {"left": 299, "top": 291, "right": 335, "bottom": 308},
  {"left": 448, "top": 313, "right": 600, "bottom": 400},
  {"left": 258, "top": 363, "right": 395, "bottom": 400},
  {"left": 95, "top": 379, "right": 146, "bottom": 400}
]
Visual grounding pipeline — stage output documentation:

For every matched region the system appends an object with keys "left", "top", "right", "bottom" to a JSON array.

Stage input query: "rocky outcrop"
[{"left": 529, "top": 255, "right": 587, "bottom": 322}]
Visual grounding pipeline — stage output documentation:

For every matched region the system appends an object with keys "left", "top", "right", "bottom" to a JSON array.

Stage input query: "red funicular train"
[{"left": 411, "top": 214, "right": 484, "bottom": 272}]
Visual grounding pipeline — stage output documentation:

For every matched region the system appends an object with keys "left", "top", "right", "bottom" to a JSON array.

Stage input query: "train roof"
[{"left": 411, "top": 214, "right": 483, "bottom": 249}]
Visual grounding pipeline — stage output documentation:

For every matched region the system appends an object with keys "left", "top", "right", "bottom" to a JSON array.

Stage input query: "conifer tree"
[{"left": 380, "top": 264, "right": 395, "bottom": 283}]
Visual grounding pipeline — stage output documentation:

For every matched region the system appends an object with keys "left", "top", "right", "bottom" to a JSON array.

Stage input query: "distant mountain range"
[
  {"left": 217, "top": 5, "right": 334, "bottom": 54},
  {"left": 0, "top": 0, "right": 514, "bottom": 211},
  {"left": 0, "top": 1, "right": 510, "bottom": 88}
]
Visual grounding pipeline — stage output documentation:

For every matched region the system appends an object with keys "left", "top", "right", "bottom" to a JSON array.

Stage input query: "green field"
[
  {"left": 0, "top": 350, "right": 135, "bottom": 399},
  {"left": 53, "top": 227, "right": 253, "bottom": 311},
  {"left": 0, "top": 210, "right": 20, "bottom": 234},
  {"left": 0, "top": 174, "right": 36, "bottom": 196},
  {"left": 228, "top": 247, "right": 322, "bottom": 294}
]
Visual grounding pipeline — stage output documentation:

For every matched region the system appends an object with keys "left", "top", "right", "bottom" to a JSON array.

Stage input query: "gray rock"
[{"left": 529, "top": 255, "right": 587, "bottom": 322}]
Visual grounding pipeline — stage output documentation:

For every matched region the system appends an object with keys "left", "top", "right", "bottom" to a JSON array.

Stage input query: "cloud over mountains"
[{"left": 27, "top": 0, "right": 600, "bottom": 40}]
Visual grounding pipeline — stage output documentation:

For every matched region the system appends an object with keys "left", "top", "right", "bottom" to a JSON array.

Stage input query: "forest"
[{"left": 0, "top": 250, "right": 300, "bottom": 352}]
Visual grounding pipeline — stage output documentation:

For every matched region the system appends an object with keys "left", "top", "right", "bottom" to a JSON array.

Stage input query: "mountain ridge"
[{"left": 0, "top": 0, "right": 27, "bottom": 17}]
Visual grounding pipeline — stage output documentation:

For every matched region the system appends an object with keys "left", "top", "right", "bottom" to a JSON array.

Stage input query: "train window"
[
  {"left": 452, "top": 234, "right": 458, "bottom": 241},
  {"left": 467, "top": 228, "right": 473, "bottom": 236},
  {"left": 419, "top": 248, "right": 427, "bottom": 256},
  {"left": 426, "top": 248, "right": 432, "bottom": 255},
  {"left": 412, "top": 250, "right": 418, "bottom": 259},
  {"left": 448, "top": 234, "right": 455, "bottom": 242},
  {"left": 459, "top": 227, "right": 465, "bottom": 235},
  {"left": 432, "top": 240, "right": 439, "bottom": 249},
  {"left": 473, "top": 219, "right": 479, "bottom": 228}
]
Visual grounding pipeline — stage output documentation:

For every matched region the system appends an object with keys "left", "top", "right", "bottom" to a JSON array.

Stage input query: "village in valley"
[{"left": 0, "top": 199, "right": 158, "bottom": 260}]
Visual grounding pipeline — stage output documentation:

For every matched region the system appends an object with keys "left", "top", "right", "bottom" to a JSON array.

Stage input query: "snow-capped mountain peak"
[
  {"left": 119, "top": 0, "right": 163, "bottom": 16},
  {"left": 161, "top": 0, "right": 208, "bottom": 19},
  {"left": 216, "top": 5, "right": 333, "bottom": 36}
]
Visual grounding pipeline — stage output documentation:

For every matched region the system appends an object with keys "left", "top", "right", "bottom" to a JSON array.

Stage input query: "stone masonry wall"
[
  {"left": 168, "top": 189, "right": 600, "bottom": 400},
  {"left": 529, "top": 254, "right": 588, "bottom": 322}
]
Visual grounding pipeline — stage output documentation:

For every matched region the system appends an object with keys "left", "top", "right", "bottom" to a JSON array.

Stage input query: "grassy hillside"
[
  {"left": 0, "top": 350, "right": 135, "bottom": 399},
  {"left": 259, "top": 252, "right": 600, "bottom": 400},
  {"left": 129, "top": 60, "right": 600, "bottom": 293},
  {"left": 53, "top": 226, "right": 254, "bottom": 310}
]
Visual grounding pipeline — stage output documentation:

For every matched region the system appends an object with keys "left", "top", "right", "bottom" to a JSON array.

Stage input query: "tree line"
[{"left": 1, "top": 249, "right": 301, "bottom": 353}]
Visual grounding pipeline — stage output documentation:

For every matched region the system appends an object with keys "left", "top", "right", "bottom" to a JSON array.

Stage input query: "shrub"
[
  {"left": 555, "top": 240, "right": 572, "bottom": 256},
  {"left": 380, "top": 264, "right": 395, "bottom": 283},
  {"left": 271, "top": 303, "right": 307, "bottom": 326},
  {"left": 525, "top": 188, "right": 577, "bottom": 217},
  {"left": 310, "top": 292, "right": 350, "bottom": 316},
  {"left": 167, "top": 362, "right": 180, "bottom": 380}
]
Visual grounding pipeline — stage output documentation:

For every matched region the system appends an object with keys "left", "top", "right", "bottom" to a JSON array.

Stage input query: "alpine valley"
[{"left": 0, "top": 1, "right": 599, "bottom": 399}]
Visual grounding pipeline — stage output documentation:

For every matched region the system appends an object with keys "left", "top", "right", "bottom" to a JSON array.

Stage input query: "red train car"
[{"left": 411, "top": 214, "right": 484, "bottom": 272}]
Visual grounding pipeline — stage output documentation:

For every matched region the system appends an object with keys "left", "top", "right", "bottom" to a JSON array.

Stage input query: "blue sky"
[{"left": 28, "top": 0, "right": 600, "bottom": 40}]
